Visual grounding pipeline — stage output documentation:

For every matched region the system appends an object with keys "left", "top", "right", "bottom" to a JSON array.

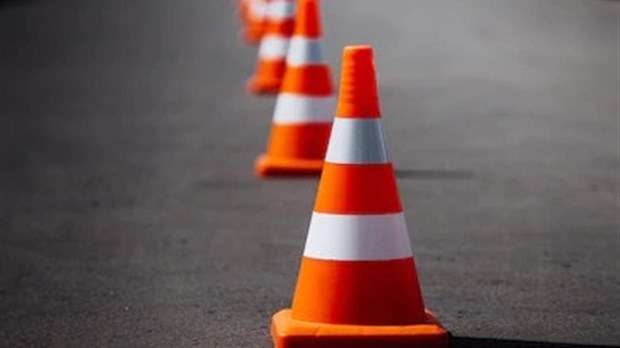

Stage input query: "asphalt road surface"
[{"left": 1, "top": 0, "right": 619, "bottom": 347}]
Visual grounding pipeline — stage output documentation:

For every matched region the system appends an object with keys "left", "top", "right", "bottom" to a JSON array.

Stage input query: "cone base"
[
  {"left": 255, "top": 154, "right": 324, "bottom": 178},
  {"left": 271, "top": 309, "right": 449, "bottom": 348},
  {"left": 246, "top": 77, "right": 280, "bottom": 95}
]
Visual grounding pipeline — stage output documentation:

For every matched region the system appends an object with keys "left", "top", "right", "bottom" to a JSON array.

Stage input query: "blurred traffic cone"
[
  {"left": 255, "top": 0, "right": 334, "bottom": 177},
  {"left": 237, "top": 0, "right": 249, "bottom": 25},
  {"left": 241, "top": 0, "right": 269, "bottom": 44},
  {"left": 270, "top": 46, "right": 449, "bottom": 348},
  {"left": 247, "top": 0, "right": 296, "bottom": 94}
]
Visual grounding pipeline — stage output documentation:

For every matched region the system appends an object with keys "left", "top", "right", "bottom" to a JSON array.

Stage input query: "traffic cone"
[
  {"left": 255, "top": 0, "right": 334, "bottom": 177},
  {"left": 247, "top": 0, "right": 296, "bottom": 94},
  {"left": 241, "top": 0, "right": 269, "bottom": 44},
  {"left": 270, "top": 46, "right": 449, "bottom": 348},
  {"left": 237, "top": 0, "right": 249, "bottom": 25}
]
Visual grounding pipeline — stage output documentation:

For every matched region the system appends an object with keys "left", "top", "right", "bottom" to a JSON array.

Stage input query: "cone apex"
[
  {"left": 293, "top": 0, "right": 321, "bottom": 38},
  {"left": 336, "top": 44, "right": 381, "bottom": 118}
]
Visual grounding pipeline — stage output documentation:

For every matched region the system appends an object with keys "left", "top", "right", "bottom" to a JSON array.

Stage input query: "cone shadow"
[
  {"left": 451, "top": 336, "right": 618, "bottom": 348},
  {"left": 396, "top": 169, "right": 474, "bottom": 180}
]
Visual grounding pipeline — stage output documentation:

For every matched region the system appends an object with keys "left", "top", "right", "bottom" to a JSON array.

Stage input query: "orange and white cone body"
[
  {"left": 255, "top": 0, "right": 334, "bottom": 176},
  {"left": 241, "top": 0, "right": 269, "bottom": 44},
  {"left": 270, "top": 46, "right": 449, "bottom": 348},
  {"left": 247, "top": 0, "right": 295, "bottom": 94}
]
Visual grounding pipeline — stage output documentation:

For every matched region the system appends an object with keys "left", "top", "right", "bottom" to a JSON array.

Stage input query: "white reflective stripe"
[
  {"left": 286, "top": 37, "right": 325, "bottom": 66},
  {"left": 303, "top": 212, "right": 412, "bottom": 261},
  {"left": 325, "top": 118, "right": 390, "bottom": 164},
  {"left": 273, "top": 94, "right": 335, "bottom": 125},
  {"left": 249, "top": 0, "right": 268, "bottom": 18},
  {"left": 268, "top": 0, "right": 295, "bottom": 20},
  {"left": 258, "top": 35, "right": 290, "bottom": 59}
]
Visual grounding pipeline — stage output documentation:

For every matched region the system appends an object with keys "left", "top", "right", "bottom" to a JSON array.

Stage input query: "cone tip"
[
  {"left": 336, "top": 44, "right": 380, "bottom": 118},
  {"left": 294, "top": 0, "right": 321, "bottom": 37},
  {"left": 342, "top": 45, "right": 374, "bottom": 62}
]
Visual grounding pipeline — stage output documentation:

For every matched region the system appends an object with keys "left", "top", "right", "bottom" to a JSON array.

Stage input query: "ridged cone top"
[{"left": 336, "top": 45, "right": 381, "bottom": 118}]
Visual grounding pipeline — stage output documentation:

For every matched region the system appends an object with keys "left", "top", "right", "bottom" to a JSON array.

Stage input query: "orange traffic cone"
[
  {"left": 255, "top": 0, "right": 334, "bottom": 177},
  {"left": 241, "top": 0, "right": 269, "bottom": 44},
  {"left": 270, "top": 46, "right": 449, "bottom": 348},
  {"left": 237, "top": 0, "right": 249, "bottom": 25},
  {"left": 237, "top": 0, "right": 248, "bottom": 25},
  {"left": 247, "top": 0, "right": 296, "bottom": 94}
]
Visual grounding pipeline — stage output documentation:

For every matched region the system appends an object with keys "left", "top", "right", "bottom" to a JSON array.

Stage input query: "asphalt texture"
[{"left": 1, "top": 0, "right": 619, "bottom": 347}]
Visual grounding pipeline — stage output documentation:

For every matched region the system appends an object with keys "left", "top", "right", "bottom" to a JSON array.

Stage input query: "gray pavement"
[{"left": 1, "top": 0, "right": 619, "bottom": 346}]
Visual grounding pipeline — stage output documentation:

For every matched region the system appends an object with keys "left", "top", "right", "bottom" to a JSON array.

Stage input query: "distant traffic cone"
[
  {"left": 241, "top": 0, "right": 269, "bottom": 44},
  {"left": 237, "top": 0, "right": 249, "bottom": 25},
  {"left": 270, "top": 46, "right": 449, "bottom": 348},
  {"left": 255, "top": 0, "right": 334, "bottom": 177},
  {"left": 247, "top": 0, "right": 296, "bottom": 94}
]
